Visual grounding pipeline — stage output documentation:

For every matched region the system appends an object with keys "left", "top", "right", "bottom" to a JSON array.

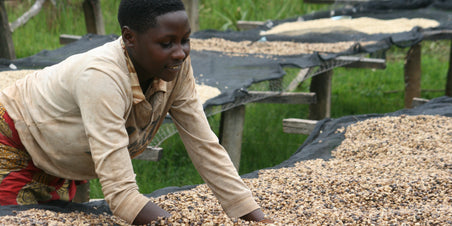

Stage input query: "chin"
[{"left": 159, "top": 73, "right": 178, "bottom": 82}]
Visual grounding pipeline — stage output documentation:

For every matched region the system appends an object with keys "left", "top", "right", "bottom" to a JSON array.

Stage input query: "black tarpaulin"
[
  {"left": 1, "top": 0, "right": 451, "bottom": 219},
  {"left": 1, "top": 96, "right": 450, "bottom": 217},
  {"left": 242, "top": 96, "right": 452, "bottom": 179},
  {"left": 0, "top": 34, "right": 349, "bottom": 108},
  {"left": 1, "top": 1, "right": 451, "bottom": 107}
]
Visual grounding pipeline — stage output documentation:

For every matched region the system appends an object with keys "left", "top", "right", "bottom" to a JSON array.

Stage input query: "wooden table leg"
[
  {"left": 309, "top": 70, "right": 332, "bottom": 120},
  {"left": 182, "top": 0, "right": 199, "bottom": 32},
  {"left": 404, "top": 42, "right": 422, "bottom": 108},
  {"left": 219, "top": 105, "right": 245, "bottom": 172},
  {"left": 83, "top": 0, "right": 105, "bottom": 35},
  {"left": 0, "top": 0, "right": 15, "bottom": 59},
  {"left": 446, "top": 40, "right": 452, "bottom": 97}
]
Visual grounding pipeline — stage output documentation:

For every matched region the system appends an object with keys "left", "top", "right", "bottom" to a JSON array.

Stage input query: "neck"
[
  {"left": 127, "top": 49, "right": 154, "bottom": 92},
  {"left": 139, "top": 78, "right": 152, "bottom": 92}
]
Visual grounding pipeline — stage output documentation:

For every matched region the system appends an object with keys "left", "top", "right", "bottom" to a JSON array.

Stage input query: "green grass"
[
  {"left": 4, "top": 1, "right": 450, "bottom": 198},
  {"left": 198, "top": 0, "right": 328, "bottom": 31}
]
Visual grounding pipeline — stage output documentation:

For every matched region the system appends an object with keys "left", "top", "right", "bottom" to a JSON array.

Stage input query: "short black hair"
[{"left": 118, "top": 0, "right": 185, "bottom": 33}]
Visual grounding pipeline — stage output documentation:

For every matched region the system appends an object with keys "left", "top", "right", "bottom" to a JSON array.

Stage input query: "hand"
[
  {"left": 240, "top": 208, "right": 273, "bottom": 223},
  {"left": 133, "top": 201, "right": 171, "bottom": 225}
]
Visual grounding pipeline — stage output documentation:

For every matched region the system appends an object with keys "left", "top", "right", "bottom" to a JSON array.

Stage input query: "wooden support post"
[
  {"left": 83, "top": 0, "right": 105, "bottom": 35},
  {"left": 446, "top": 41, "right": 452, "bottom": 96},
  {"left": 219, "top": 105, "right": 245, "bottom": 172},
  {"left": 404, "top": 42, "right": 422, "bottom": 108},
  {"left": 0, "top": 0, "right": 15, "bottom": 59},
  {"left": 309, "top": 70, "right": 332, "bottom": 120},
  {"left": 182, "top": 0, "right": 199, "bottom": 32}
]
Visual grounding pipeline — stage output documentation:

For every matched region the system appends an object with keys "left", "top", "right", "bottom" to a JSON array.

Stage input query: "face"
[{"left": 122, "top": 10, "right": 191, "bottom": 83}]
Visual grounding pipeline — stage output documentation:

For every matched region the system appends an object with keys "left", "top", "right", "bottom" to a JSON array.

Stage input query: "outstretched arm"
[{"left": 169, "top": 59, "right": 269, "bottom": 221}]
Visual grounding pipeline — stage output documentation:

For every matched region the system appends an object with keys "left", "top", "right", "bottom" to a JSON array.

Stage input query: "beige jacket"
[{"left": 0, "top": 38, "right": 259, "bottom": 223}]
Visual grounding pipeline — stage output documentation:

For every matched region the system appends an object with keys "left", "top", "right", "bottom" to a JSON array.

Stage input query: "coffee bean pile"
[
  {"left": 191, "top": 37, "right": 376, "bottom": 57},
  {"left": 1, "top": 114, "right": 450, "bottom": 225}
]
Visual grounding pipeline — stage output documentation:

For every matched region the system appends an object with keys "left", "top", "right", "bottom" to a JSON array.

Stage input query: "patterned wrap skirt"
[{"left": 0, "top": 103, "right": 80, "bottom": 205}]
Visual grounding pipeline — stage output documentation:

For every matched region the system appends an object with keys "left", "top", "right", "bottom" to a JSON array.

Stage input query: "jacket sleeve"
[
  {"left": 73, "top": 68, "right": 149, "bottom": 224},
  {"left": 168, "top": 57, "right": 260, "bottom": 218}
]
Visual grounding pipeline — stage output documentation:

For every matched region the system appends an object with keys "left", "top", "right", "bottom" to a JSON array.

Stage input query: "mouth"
[{"left": 167, "top": 64, "right": 182, "bottom": 71}]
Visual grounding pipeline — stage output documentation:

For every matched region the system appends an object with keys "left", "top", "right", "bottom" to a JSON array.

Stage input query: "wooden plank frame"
[
  {"left": 59, "top": 34, "right": 82, "bottom": 45},
  {"left": 411, "top": 97, "right": 429, "bottom": 108},
  {"left": 218, "top": 91, "right": 316, "bottom": 170},
  {"left": 303, "top": 0, "right": 371, "bottom": 3},
  {"left": 283, "top": 118, "right": 318, "bottom": 135},
  {"left": 134, "top": 147, "right": 164, "bottom": 162},
  {"left": 236, "top": 20, "right": 265, "bottom": 30},
  {"left": 336, "top": 56, "right": 386, "bottom": 69},
  {"left": 247, "top": 91, "right": 317, "bottom": 104}
]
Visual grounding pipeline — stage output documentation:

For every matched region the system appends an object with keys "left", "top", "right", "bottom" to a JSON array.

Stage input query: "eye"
[
  {"left": 160, "top": 42, "right": 172, "bottom": 48},
  {"left": 182, "top": 38, "right": 190, "bottom": 44}
]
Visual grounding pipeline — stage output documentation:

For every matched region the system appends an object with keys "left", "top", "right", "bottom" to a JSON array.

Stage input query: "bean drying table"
[
  {"left": 1, "top": 0, "right": 452, "bottom": 206},
  {"left": 1, "top": 96, "right": 451, "bottom": 225}
]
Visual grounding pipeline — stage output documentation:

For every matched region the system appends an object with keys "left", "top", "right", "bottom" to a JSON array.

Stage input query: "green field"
[{"left": 5, "top": 0, "right": 450, "bottom": 198}]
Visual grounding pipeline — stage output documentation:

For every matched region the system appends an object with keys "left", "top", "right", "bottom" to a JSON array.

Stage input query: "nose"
[{"left": 172, "top": 44, "right": 188, "bottom": 60}]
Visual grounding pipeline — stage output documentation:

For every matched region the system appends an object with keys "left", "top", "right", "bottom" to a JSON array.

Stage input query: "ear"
[{"left": 121, "top": 26, "right": 136, "bottom": 48}]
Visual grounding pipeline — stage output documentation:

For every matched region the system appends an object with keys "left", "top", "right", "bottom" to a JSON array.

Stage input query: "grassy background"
[{"left": 5, "top": 0, "right": 450, "bottom": 198}]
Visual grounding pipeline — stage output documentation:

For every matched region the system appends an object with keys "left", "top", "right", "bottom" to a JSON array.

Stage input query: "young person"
[{"left": 0, "top": 0, "right": 272, "bottom": 224}]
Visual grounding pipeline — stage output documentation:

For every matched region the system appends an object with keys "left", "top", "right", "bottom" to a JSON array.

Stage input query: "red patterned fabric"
[{"left": 0, "top": 104, "right": 82, "bottom": 205}]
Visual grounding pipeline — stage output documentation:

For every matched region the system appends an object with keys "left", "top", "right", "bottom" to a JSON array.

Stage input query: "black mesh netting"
[
  {"left": 0, "top": 95, "right": 450, "bottom": 217},
  {"left": 0, "top": 1, "right": 451, "bottom": 217},
  {"left": 0, "top": 34, "right": 119, "bottom": 69},
  {"left": 1, "top": 1, "right": 451, "bottom": 108},
  {"left": 194, "top": 1, "right": 452, "bottom": 45},
  {"left": 0, "top": 34, "right": 328, "bottom": 107},
  {"left": 356, "top": 0, "right": 452, "bottom": 11},
  {"left": 0, "top": 34, "right": 373, "bottom": 108}
]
